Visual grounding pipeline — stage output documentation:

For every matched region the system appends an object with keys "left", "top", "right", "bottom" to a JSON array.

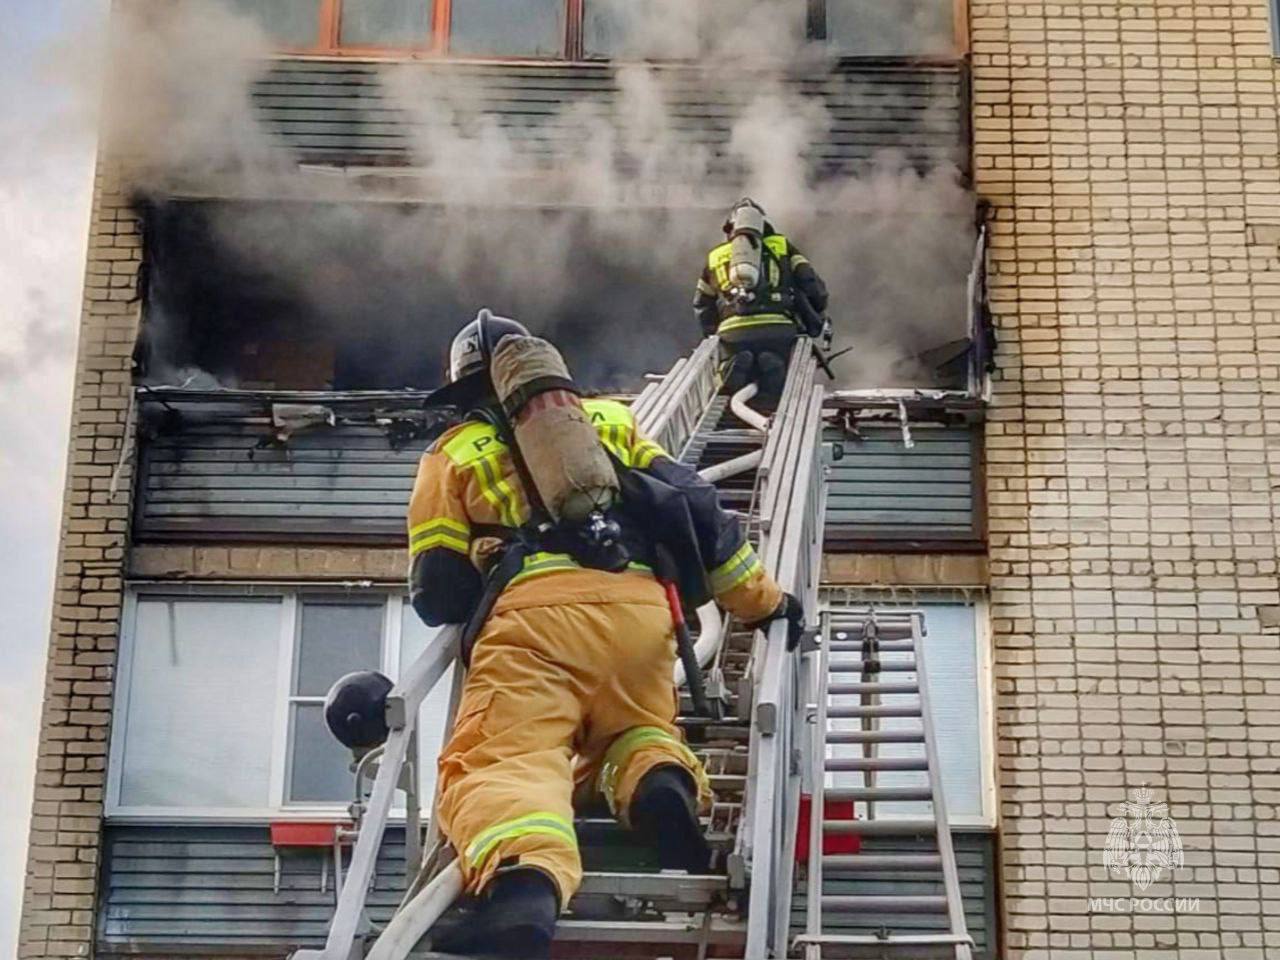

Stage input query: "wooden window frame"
[{"left": 264, "top": 0, "right": 966, "bottom": 61}]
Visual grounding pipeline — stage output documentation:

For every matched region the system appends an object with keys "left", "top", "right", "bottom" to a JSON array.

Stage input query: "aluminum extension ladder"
[{"left": 794, "top": 608, "right": 974, "bottom": 960}]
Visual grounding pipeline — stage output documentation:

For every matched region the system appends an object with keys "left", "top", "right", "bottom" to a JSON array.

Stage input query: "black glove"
[{"left": 750, "top": 592, "right": 806, "bottom": 651}]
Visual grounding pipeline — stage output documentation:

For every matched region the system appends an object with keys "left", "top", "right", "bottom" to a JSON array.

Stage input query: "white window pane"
[
  {"left": 825, "top": 0, "right": 955, "bottom": 57},
  {"left": 340, "top": 0, "right": 432, "bottom": 46},
  {"left": 916, "top": 603, "right": 982, "bottom": 817},
  {"left": 288, "top": 703, "right": 358, "bottom": 802},
  {"left": 295, "top": 599, "right": 384, "bottom": 697},
  {"left": 119, "top": 598, "right": 282, "bottom": 808},
  {"left": 224, "top": 0, "right": 323, "bottom": 46},
  {"left": 827, "top": 602, "right": 983, "bottom": 819},
  {"left": 401, "top": 603, "right": 455, "bottom": 804},
  {"left": 583, "top": 0, "right": 698, "bottom": 59},
  {"left": 449, "top": 0, "right": 564, "bottom": 58}
]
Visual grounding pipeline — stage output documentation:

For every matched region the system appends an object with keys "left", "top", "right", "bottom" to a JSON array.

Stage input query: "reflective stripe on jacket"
[{"left": 705, "top": 234, "right": 801, "bottom": 333}]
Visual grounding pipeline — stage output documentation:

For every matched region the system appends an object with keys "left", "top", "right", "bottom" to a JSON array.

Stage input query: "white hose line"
[
  {"left": 365, "top": 860, "right": 464, "bottom": 960},
  {"left": 699, "top": 449, "right": 764, "bottom": 485},
  {"left": 674, "top": 603, "right": 724, "bottom": 688},
  {"left": 729, "top": 383, "right": 770, "bottom": 432}
]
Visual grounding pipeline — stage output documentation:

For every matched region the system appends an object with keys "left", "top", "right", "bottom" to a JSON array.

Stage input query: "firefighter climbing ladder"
[
  {"left": 293, "top": 336, "right": 967, "bottom": 960},
  {"left": 793, "top": 608, "right": 974, "bottom": 960}
]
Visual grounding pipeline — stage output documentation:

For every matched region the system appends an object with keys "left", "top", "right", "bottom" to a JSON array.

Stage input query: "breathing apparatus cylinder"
[
  {"left": 727, "top": 202, "right": 766, "bottom": 303},
  {"left": 490, "top": 335, "right": 619, "bottom": 524}
]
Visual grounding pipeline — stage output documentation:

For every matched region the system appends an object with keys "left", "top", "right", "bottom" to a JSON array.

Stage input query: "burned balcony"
[{"left": 132, "top": 389, "right": 450, "bottom": 543}]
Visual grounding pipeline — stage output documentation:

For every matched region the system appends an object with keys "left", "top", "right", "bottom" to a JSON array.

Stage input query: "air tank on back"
[
  {"left": 727, "top": 201, "right": 766, "bottom": 300},
  {"left": 490, "top": 335, "right": 619, "bottom": 523}
]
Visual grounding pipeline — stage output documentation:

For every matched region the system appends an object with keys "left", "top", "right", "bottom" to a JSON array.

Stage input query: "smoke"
[
  {"left": 102, "top": 0, "right": 974, "bottom": 391},
  {"left": 103, "top": 0, "right": 286, "bottom": 192}
]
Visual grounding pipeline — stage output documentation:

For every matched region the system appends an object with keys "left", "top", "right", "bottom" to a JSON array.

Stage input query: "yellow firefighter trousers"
[{"left": 435, "top": 586, "right": 712, "bottom": 905}]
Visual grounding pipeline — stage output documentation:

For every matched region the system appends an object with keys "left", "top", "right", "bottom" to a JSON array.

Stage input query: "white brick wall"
[{"left": 975, "top": 0, "right": 1280, "bottom": 956}]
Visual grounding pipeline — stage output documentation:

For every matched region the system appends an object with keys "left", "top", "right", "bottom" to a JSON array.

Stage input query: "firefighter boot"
[
  {"left": 430, "top": 868, "right": 559, "bottom": 959},
  {"left": 629, "top": 765, "right": 711, "bottom": 873}
]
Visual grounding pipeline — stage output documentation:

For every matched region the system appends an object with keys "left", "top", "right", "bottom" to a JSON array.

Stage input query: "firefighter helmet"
[
  {"left": 448, "top": 309, "right": 531, "bottom": 384},
  {"left": 722, "top": 197, "right": 771, "bottom": 236},
  {"left": 324, "top": 670, "right": 394, "bottom": 750}
]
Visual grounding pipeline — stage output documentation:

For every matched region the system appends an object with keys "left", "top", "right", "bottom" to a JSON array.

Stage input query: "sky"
[{"left": 0, "top": 1, "right": 108, "bottom": 954}]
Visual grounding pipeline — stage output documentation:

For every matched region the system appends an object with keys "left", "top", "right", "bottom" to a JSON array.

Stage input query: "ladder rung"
[
  {"left": 825, "top": 756, "right": 928, "bottom": 772},
  {"left": 826, "top": 729, "right": 925, "bottom": 745},
  {"left": 825, "top": 786, "right": 934, "bottom": 803},
  {"left": 827, "top": 703, "right": 922, "bottom": 719},
  {"left": 794, "top": 933, "right": 973, "bottom": 952},
  {"left": 829, "top": 660, "right": 916, "bottom": 673},
  {"left": 824, "top": 819, "right": 937, "bottom": 835},
  {"left": 827, "top": 682, "right": 919, "bottom": 696},
  {"left": 822, "top": 853, "right": 943, "bottom": 871},
  {"left": 575, "top": 871, "right": 726, "bottom": 907},
  {"left": 827, "top": 640, "right": 915, "bottom": 653},
  {"left": 821, "top": 894, "right": 948, "bottom": 914},
  {"left": 554, "top": 917, "right": 745, "bottom": 945}
]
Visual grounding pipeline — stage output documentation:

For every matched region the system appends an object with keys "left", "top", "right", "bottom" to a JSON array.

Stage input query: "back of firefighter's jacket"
[
  {"left": 406, "top": 398, "right": 783, "bottom": 627},
  {"left": 706, "top": 233, "right": 805, "bottom": 334}
]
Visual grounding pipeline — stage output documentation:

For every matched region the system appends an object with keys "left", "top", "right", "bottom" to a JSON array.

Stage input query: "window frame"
[
  {"left": 819, "top": 588, "right": 996, "bottom": 829},
  {"left": 245, "top": 0, "right": 968, "bottom": 61},
  {"left": 106, "top": 585, "right": 439, "bottom": 822}
]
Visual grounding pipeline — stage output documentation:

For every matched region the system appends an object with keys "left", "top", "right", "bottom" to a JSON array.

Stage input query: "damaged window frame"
[{"left": 231, "top": 0, "right": 971, "bottom": 61}]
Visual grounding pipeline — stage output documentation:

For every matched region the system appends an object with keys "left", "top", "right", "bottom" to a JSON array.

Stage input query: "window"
[
  {"left": 114, "top": 597, "right": 284, "bottom": 809},
  {"left": 108, "top": 589, "right": 454, "bottom": 819},
  {"left": 340, "top": 0, "right": 434, "bottom": 47},
  {"left": 287, "top": 598, "right": 385, "bottom": 802},
  {"left": 821, "top": 0, "right": 958, "bottom": 57},
  {"left": 449, "top": 0, "right": 565, "bottom": 57},
  {"left": 582, "top": 0, "right": 699, "bottom": 60},
  {"left": 822, "top": 593, "right": 994, "bottom": 826}
]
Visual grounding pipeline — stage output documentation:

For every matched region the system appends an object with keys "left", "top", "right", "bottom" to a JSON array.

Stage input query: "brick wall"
[
  {"left": 17, "top": 168, "right": 139, "bottom": 959},
  {"left": 974, "top": 1, "right": 1280, "bottom": 956},
  {"left": 13, "top": 168, "right": 413, "bottom": 957}
]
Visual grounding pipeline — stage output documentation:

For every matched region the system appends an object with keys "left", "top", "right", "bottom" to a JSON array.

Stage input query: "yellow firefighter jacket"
[{"left": 406, "top": 398, "right": 782, "bottom": 625}]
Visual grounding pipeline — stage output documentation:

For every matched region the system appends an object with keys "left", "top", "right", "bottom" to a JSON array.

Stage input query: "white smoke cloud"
[{"left": 98, "top": 0, "right": 975, "bottom": 390}]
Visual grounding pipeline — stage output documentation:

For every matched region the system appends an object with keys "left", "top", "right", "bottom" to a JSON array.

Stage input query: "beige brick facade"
[
  {"left": 974, "top": 0, "right": 1280, "bottom": 956},
  {"left": 17, "top": 169, "right": 138, "bottom": 959}
]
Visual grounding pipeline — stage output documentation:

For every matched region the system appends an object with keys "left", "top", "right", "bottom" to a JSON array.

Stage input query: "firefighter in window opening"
[
  {"left": 404, "top": 310, "right": 804, "bottom": 958},
  {"left": 694, "top": 198, "right": 830, "bottom": 409}
]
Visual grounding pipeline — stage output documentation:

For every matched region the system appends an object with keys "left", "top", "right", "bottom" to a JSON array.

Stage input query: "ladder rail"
[
  {"left": 909, "top": 613, "right": 974, "bottom": 960},
  {"left": 803, "top": 609, "right": 832, "bottom": 960},
  {"left": 638, "top": 337, "right": 719, "bottom": 455},
  {"left": 739, "top": 343, "right": 827, "bottom": 958},
  {"left": 294, "top": 626, "right": 462, "bottom": 960}
]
